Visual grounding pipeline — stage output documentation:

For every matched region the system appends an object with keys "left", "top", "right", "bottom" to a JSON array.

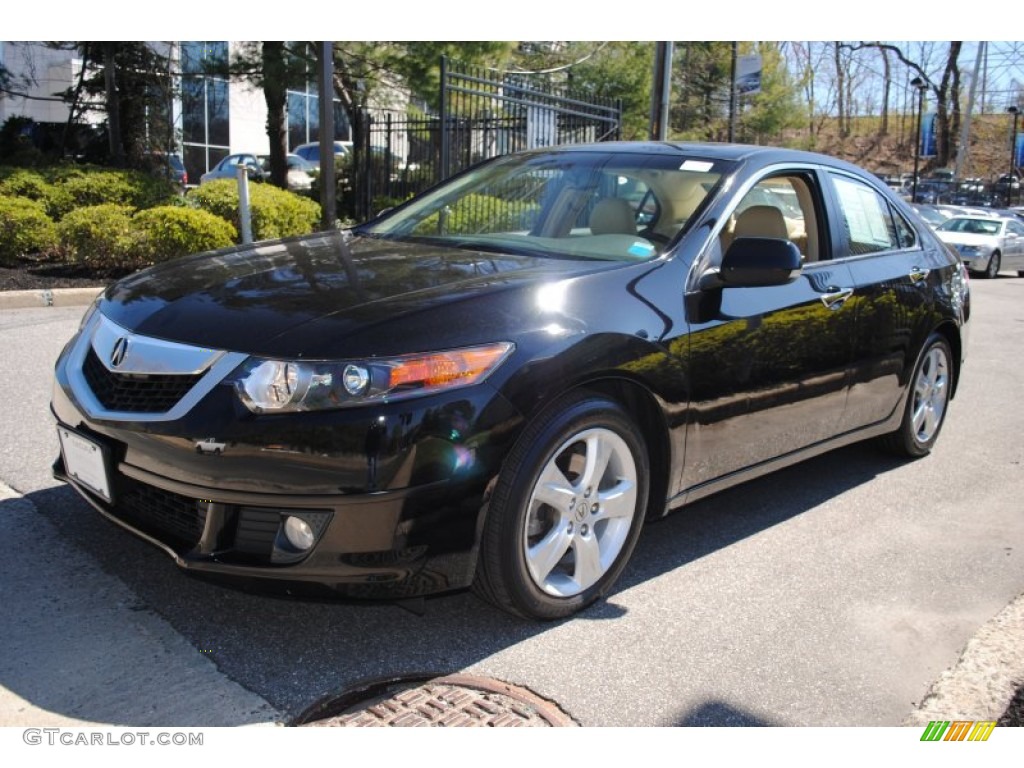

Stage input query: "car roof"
[{"left": 526, "top": 141, "right": 877, "bottom": 177}]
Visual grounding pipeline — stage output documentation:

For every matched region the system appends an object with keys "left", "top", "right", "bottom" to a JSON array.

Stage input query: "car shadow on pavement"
[
  {"left": 6, "top": 440, "right": 906, "bottom": 726},
  {"left": 676, "top": 701, "right": 778, "bottom": 726},
  {"left": 616, "top": 441, "right": 907, "bottom": 595}
]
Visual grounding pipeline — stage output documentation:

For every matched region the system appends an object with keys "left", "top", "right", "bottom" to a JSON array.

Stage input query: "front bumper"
[
  {"left": 51, "top": 314, "right": 522, "bottom": 600},
  {"left": 951, "top": 247, "right": 992, "bottom": 271}
]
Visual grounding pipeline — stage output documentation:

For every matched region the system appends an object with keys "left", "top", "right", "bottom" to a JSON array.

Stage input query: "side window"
[
  {"left": 892, "top": 209, "right": 917, "bottom": 249},
  {"left": 721, "top": 173, "right": 821, "bottom": 262},
  {"left": 1008, "top": 220, "right": 1024, "bottom": 237},
  {"left": 830, "top": 174, "right": 901, "bottom": 256}
]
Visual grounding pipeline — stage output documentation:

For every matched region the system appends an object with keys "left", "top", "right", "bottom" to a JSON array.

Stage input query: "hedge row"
[
  {"left": 0, "top": 165, "right": 178, "bottom": 220},
  {"left": 0, "top": 165, "right": 321, "bottom": 268},
  {"left": 55, "top": 204, "right": 237, "bottom": 267},
  {"left": 186, "top": 180, "right": 320, "bottom": 241}
]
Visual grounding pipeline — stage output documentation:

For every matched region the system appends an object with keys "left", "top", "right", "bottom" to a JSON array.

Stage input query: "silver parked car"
[
  {"left": 935, "top": 216, "right": 1024, "bottom": 278},
  {"left": 199, "top": 153, "right": 264, "bottom": 184},
  {"left": 258, "top": 154, "right": 315, "bottom": 194},
  {"left": 292, "top": 141, "right": 352, "bottom": 171}
]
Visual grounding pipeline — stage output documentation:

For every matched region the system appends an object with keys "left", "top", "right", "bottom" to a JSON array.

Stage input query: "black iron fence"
[
  {"left": 438, "top": 57, "right": 622, "bottom": 180},
  {"left": 342, "top": 57, "right": 622, "bottom": 221}
]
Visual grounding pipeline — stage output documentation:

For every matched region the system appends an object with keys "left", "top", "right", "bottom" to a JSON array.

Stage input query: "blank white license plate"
[{"left": 58, "top": 427, "right": 111, "bottom": 502}]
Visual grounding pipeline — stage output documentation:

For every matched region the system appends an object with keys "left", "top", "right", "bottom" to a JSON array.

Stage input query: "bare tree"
[
  {"left": 879, "top": 46, "right": 891, "bottom": 135},
  {"left": 845, "top": 41, "right": 964, "bottom": 167},
  {"left": 834, "top": 43, "right": 846, "bottom": 138}
]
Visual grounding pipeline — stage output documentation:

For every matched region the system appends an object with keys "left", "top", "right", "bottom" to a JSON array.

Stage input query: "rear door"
[{"left": 822, "top": 171, "right": 948, "bottom": 432}]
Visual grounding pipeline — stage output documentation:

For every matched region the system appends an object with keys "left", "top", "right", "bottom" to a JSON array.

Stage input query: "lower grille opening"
[
  {"left": 97, "top": 474, "right": 331, "bottom": 564},
  {"left": 117, "top": 478, "right": 204, "bottom": 550}
]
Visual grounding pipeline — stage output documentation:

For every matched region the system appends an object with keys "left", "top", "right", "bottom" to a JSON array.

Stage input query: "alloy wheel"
[
  {"left": 911, "top": 345, "right": 950, "bottom": 444},
  {"left": 522, "top": 427, "right": 638, "bottom": 598}
]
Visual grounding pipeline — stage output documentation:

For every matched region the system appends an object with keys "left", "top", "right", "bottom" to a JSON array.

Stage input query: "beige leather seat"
[
  {"left": 733, "top": 205, "right": 788, "bottom": 239},
  {"left": 589, "top": 198, "right": 636, "bottom": 235},
  {"left": 721, "top": 204, "right": 790, "bottom": 253}
]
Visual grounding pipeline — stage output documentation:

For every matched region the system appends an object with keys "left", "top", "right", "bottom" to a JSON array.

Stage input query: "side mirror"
[
  {"left": 712, "top": 237, "right": 802, "bottom": 288},
  {"left": 686, "top": 238, "right": 802, "bottom": 323}
]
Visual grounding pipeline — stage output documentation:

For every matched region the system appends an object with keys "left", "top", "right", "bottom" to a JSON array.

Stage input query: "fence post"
[
  {"left": 236, "top": 164, "right": 253, "bottom": 244},
  {"left": 439, "top": 55, "right": 449, "bottom": 181},
  {"left": 318, "top": 40, "right": 336, "bottom": 230}
]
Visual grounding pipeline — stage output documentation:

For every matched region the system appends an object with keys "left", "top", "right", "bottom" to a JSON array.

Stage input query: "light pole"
[
  {"left": 911, "top": 77, "right": 927, "bottom": 203},
  {"left": 1007, "top": 105, "right": 1019, "bottom": 206}
]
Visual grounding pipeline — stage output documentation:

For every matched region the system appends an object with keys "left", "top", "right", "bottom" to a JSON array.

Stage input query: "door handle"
[
  {"left": 909, "top": 266, "right": 930, "bottom": 284},
  {"left": 819, "top": 287, "right": 853, "bottom": 310}
]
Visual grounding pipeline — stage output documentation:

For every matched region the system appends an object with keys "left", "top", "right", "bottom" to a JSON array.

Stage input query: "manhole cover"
[{"left": 295, "top": 673, "right": 577, "bottom": 727}]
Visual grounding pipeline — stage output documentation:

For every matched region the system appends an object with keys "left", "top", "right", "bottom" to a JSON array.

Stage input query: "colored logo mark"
[{"left": 920, "top": 720, "right": 996, "bottom": 741}]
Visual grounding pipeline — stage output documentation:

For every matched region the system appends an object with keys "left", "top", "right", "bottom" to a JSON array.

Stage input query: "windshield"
[
  {"left": 939, "top": 218, "right": 1003, "bottom": 235},
  {"left": 359, "top": 149, "right": 731, "bottom": 262}
]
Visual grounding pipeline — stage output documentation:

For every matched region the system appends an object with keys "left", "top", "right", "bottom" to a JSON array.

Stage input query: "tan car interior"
[
  {"left": 720, "top": 176, "right": 818, "bottom": 262},
  {"left": 589, "top": 198, "right": 638, "bottom": 235}
]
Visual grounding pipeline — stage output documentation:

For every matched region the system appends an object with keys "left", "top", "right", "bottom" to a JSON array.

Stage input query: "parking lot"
[{"left": 1, "top": 277, "right": 1022, "bottom": 727}]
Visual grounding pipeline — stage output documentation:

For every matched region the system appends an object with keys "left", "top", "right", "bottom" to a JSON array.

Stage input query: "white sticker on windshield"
[{"left": 680, "top": 160, "right": 714, "bottom": 172}]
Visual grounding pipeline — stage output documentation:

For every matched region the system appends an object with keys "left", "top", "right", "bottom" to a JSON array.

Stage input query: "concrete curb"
[
  {"left": 0, "top": 481, "right": 282, "bottom": 727},
  {"left": 904, "top": 592, "right": 1024, "bottom": 725},
  {"left": 0, "top": 287, "right": 104, "bottom": 310}
]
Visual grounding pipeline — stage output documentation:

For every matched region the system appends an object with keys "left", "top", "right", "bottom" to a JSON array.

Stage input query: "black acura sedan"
[{"left": 52, "top": 142, "right": 969, "bottom": 620}]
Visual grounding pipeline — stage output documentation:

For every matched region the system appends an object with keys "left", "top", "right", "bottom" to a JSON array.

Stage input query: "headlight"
[{"left": 230, "top": 342, "right": 514, "bottom": 413}]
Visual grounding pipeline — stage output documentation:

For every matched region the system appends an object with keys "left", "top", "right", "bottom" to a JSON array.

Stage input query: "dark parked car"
[
  {"left": 143, "top": 151, "right": 187, "bottom": 191},
  {"left": 52, "top": 142, "right": 969, "bottom": 620}
]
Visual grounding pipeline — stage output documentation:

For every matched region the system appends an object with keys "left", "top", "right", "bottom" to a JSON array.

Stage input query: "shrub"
[
  {"left": 56, "top": 204, "right": 136, "bottom": 266},
  {"left": 46, "top": 168, "right": 177, "bottom": 219},
  {"left": 133, "top": 206, "right": 236, "bottom": 263},
  {"left": 0, "top": 196, "right": 57, "bottom": 265},
  {"left": 412, "top": 193, "right": 539, "bottom": 236},
  {"left": 0, "top": 168, "right": 50, "bottom": 199},
  {"left": 187, "top": 179, "right": 320, "bottom": 241},
  {"left": 0, "top": 167, "right": 74, "bottom": 220}
]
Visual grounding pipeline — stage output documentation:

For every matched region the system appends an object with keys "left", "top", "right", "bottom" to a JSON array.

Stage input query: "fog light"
[{"left": 283, "top": 515, "right": 315, "bottom": 551}]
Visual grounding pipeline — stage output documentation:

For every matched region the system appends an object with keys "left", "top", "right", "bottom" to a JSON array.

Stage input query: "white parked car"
[{"left": 935, "top": 216, "right": 1024, "bottom": 278}]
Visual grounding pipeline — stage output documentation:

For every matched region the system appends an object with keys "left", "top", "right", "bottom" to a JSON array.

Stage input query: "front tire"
[
  {"left": 983, "top": 251, "right": 1001, "bottom": 279},
  {"left": 474, "top": 392, "right": 649, "bottom": 620},
  {"left": 880, "top": 333, "right": 953, "bottom": 457}
]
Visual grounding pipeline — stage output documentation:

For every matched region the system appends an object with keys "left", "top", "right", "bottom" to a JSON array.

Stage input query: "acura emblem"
[{"left": 110, "top": 337, "right": 129, "bottom": 368}]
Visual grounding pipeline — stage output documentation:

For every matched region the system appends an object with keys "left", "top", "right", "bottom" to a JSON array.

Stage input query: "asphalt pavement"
[{"left": 0, "top": 281, "right": 1021, "bottom": 728}]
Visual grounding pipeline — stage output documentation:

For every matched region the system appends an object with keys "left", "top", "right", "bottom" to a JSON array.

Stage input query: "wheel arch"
[
  {"left": 931, "top": 320, "right": 963, "bottom": 400},
  {"left": 559, "top": 376, "right": 673, "bottom": 522}
]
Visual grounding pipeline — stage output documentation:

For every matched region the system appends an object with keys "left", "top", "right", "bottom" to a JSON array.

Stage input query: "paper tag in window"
[{"left": 680, "top": 160, "right": 714, "bottom": 172}]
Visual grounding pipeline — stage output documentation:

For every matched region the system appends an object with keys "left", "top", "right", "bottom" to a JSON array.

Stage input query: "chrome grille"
[{"left": 83, "top": 347, "right": 202, "bottom": 413}]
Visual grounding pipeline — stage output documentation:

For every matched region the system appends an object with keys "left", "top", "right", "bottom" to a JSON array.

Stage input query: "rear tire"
[
  {"left": 880, "top": 333, "right": 952, "bottom": 457},
  {"left": 474, "top": 391, "right": 649, "bottom": 620}
]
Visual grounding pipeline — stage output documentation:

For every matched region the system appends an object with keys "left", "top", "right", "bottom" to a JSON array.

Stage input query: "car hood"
[
  {"left": 936, "top": 232, "right": 998, "bottom": 247},
  {"left": 98, "top": 231, "right": 622, "bottom": 358}
]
